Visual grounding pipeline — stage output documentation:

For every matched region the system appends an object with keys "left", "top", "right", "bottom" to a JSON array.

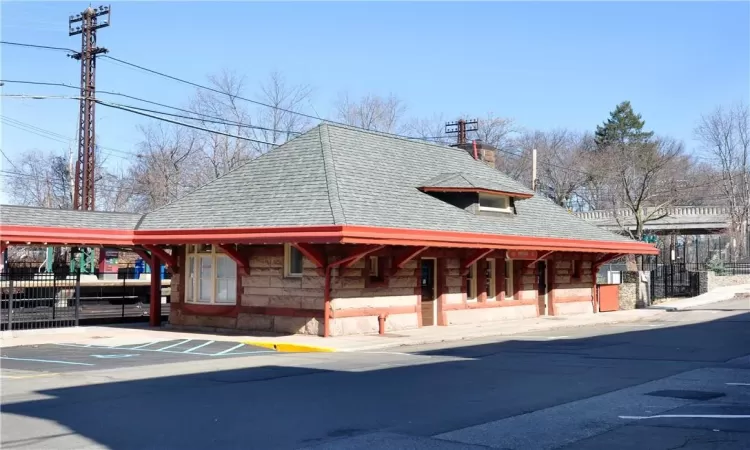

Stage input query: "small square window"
[
  {"left": 285, "top": 244, "right": 304, "bottom": 277},
  {"left": 479, "top": 193, "right": 512, "bottom": 213}
]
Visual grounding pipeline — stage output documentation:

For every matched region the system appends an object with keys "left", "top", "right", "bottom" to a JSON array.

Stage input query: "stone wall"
[
  {"left": 707, "top": 271, "right": 750, "bottom": 291},
  {"left": 329, "top": 258, "right": 419, "bottom": 336}
]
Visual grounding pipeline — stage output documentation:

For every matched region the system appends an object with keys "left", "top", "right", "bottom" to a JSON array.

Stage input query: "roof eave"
[
  {"left": 0, "top": 224, "right": 658, "bottom": 255},
  {"left": 419, "top": 186, "right": 534, "bottom": 199}
]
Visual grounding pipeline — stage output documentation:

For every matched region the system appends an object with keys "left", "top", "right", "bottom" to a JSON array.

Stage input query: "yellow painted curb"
[{"left": 242, "top": 341, "right": 337, "bottom": 353}]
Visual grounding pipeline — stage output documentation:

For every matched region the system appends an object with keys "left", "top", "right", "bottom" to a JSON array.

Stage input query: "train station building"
[{"left": 0, "top": 124, "right": 656, "bottom": 336}]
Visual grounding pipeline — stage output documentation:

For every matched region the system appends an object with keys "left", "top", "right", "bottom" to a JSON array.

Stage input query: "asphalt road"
[{"left": 2, "top": 298, "right": 749, "bottom": 450}]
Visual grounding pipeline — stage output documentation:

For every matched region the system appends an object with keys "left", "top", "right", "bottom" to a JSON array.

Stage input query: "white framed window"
[
  {"left": 284, "top": 244, "right": 304, "bottom": 277},
  {"left": 479, "top": 193, "right": 513, "bottom": 213},
  {"left": 505, "top": 259, "right": 514, "bottom": 300},
  {"left": 466, "top": 263, "right": 477, "bottom": 302},
  {"left": 369, "top": 256, "right": 379, "bottom": 277},
  {"left": 185, "top": 245, "right": 237, "bottom": 305},
  {"left": 486, "top": 258, "right": 496, "bottom": 300}
]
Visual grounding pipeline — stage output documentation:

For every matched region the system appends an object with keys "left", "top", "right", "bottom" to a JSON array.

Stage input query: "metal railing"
[
  {"left": 1, "top": 271, "right": 80, "bottom": 331},
  {"left": 1, "top": 270, "right": 170, "bottom": 330}
]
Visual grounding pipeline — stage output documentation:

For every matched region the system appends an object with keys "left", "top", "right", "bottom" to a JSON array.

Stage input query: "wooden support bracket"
[
  {"left": 595, "top": 253, "right": 623, "bottom": 266},
  {"left": 339, "top": 245, "right": 385, "bottom": 270},
  {"left": 143, "top": 245, "right": 178, "bottom": 273},
  {"left": 293, "top": 243, "right": 327, "bottom": 269},
  {"left": 133, "top": 248, "right": 152, "bottom": 265},
  {"left": 460, "top": 249, "right": 494, "bottom": 275},
  {"left": 218, "top": 244, "right": 251, "bottom": 275},
  {"left": 390, "top": 246, "right": 428, "bottom": 276},
  {"left": 527, "top": 251, "right": 555, "bottom": 268}
]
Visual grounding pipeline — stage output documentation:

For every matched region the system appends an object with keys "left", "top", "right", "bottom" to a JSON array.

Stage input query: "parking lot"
[{"left": 0, "top": 339, "right": 276, "bottom": 374}]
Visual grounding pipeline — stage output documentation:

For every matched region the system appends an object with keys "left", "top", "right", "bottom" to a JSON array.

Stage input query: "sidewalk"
[{"left": 2, "top": 284, "right": 748, "bottom": 352}]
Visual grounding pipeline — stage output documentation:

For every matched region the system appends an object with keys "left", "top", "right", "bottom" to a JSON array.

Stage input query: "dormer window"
[{"left": 478, "top": 193, "right": 512, "bottom": 214}]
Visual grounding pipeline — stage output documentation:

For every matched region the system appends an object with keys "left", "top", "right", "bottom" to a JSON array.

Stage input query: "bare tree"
[
  {"left": 335, "top": 92, "right": 406, "bottom": 133},
  {"left": 129, "top": 123, "right": 202, "bottom": 211},
  {"left": 514, "top": 129, "right": 593, "bottom": 207},
  {"left": 592, "top": 136, "right": 692, "bottom": 242},
  {"left": 695, "top": 102, "right": 750, "bottom": 259}
]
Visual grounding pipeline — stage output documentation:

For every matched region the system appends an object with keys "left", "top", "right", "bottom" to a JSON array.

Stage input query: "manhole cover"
[{"left": 646, "top": 390, "right": 725, "bottom": 401}]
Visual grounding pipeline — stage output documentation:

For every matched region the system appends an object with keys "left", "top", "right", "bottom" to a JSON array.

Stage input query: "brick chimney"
[{"left": 457, "top": 140, "right": 497, "bottom": 169}]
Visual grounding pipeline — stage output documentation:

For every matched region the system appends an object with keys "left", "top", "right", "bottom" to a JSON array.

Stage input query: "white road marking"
[
  {"left": 54, "top": 343, "right": 273, "bottom": 357},
  {"left": 358, "top": 351, "right": 421, "bottom": 356},
  {"left": 156, "top": 339, "right": 192, "bottom": 351},
  {"left": 726, "top": 382, "right": 750, "bottom": 386},
  {"left": 213, "top": 343, "right": 245, "bottom": 355},
  {"left": 130, "top": 341, "right": 161, "bottom": 349},
  {"left": 184, "top": 340, "right": 215, "bottom": 353},
  {"left": 620, "top": 414, "right": 750, "bottom": 420},
  {"left": 90, "top": 354, "right": 139, "bottom": 359},
  {"left": 0, "top": 356, "right": 94, "bottom": 366}
]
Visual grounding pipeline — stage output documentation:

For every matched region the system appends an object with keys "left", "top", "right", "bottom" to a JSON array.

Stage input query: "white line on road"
[
  {"left": 54, "top": 343, "right": 273, "bottom": 357},
  {"left": 620, "top": 414, "right": 750, "bottom": 420},
  {"left": 184, "top": 340, "right": 214, "bottom": 353},
  {"left": 726, "top": 383, "right": 750, "bottom": 386},
  {"left": 213, "top": 343, "right": 245, "bottom": 355},
  {"left": 130, "top": 341, "right": 161, "bottom": 349},
  {"left": 0, "top": 356, "right": 94, "bottom": 366},
  {"left": 156, "top": 339, "right": 192, "bottom": 351},
  {"left": 516, "top": 336, "right": 570, "bottom": 340}
]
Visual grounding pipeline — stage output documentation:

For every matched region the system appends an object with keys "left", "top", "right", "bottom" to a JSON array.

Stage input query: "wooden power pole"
[{"left": 446, "top": 118, "right": 478, "bottom": 146}]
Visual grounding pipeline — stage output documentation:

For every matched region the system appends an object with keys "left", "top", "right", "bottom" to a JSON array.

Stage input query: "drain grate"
[{"left": 646, "top": 390, "right": 725, "bottom": 401}]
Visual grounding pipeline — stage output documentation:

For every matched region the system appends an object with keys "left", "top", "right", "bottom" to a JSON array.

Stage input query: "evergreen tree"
[{"left": 594, "top": 101, "right": 654, "bottom": 149}]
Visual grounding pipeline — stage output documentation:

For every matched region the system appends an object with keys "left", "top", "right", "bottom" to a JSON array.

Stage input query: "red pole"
[
  {"left": 472, "top": 140, "right": 478, "bottom": 160},
  {"left": 149, "top": 254, "right": 162, "bottom": 327}
]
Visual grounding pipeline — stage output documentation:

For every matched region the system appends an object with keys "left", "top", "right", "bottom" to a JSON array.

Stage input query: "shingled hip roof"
[{"left": 0, "top": 123, "right": 656, "bottom": 255}]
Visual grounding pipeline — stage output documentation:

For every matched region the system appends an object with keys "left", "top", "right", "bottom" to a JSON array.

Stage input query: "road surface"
[{"left": 2, "top": 298, "right": 749, "bottom": 449}]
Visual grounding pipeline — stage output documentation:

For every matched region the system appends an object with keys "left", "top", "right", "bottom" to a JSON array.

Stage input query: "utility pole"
[
  {"left": 446, "top": 118, "right": 478, "bottom": 146},
  {"left": 532, "top": 148, "right": 537, "bottom": 191},
  {"left": 68, "top": 5, "right": 110, "bottom": 274}
]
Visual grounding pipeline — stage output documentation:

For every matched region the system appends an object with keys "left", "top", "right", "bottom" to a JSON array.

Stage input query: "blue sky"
[{"left": 1, "top": 1, "right": 749, "bottom": 203}]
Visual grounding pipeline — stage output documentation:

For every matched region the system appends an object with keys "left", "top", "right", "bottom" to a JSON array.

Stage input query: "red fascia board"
[
  {"left": 419, "top": 186, "right": 534, "bottom": 199},
  {"left": 340, "top": 225, "right": 658, "bottom": 254},
  {"left": 0, "top": 223, "right": 657, "bottom": 256}
]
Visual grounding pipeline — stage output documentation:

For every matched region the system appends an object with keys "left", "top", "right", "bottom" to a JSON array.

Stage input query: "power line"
[
  {"left": 101, "top": 55, "right": 327, "bottom": 123},
  {"left": 1, "top": 116, "right": 137, "bottom": 159},
  {"left": 96, "top": 100, "right": 278, "bottom": 147},
  {"left": 0, "top": 149, "right": 19, "bottom": 171},
  {"left": 0, "top": 40, "right": 77, "bottom": 53}
]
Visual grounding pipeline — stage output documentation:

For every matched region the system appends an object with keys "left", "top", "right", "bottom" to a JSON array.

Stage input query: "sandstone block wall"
[
  {"left": 329, "top": 257, "right": 419, "bottom": 336},
  {"left": 551, "top": 258, "right": 595, "bottom": 316}
]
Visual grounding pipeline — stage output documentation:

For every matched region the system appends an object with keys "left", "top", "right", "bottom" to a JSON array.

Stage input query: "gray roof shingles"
[
  {"left": 0, "top": 204, "right": 142, "bottom": 229},
  {"left": 1, "top": 123, "right": 634, "bottom": 244}
]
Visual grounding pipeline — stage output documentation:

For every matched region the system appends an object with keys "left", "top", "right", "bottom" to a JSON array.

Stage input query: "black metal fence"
[
  {"left": 1, "top": 270, "right": 170, "bottom": 331},
  {"left": 1, "top": 271, "right": 80, "bottom": 331}
]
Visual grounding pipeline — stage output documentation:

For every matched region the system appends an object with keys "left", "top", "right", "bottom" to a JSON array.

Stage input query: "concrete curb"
[{"left": 242, "top": 340, "right": 337, "bottom": 353}]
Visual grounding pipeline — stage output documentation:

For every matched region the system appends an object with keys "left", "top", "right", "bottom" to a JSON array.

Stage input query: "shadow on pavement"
[{"left": 2, "top": 312, "right": 749, "bottom": 450}]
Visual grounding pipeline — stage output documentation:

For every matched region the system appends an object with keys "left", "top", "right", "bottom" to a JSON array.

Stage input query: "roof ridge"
[
  {"left": 318, "top": 124, "right": 347, "bottom": 225},
  {"left": 322, "top": 121, "right": 470, "bottom": 153}
]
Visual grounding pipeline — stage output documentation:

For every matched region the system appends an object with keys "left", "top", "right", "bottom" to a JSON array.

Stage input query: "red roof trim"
[
  {"left": 0, "top": 223, "right": 657, "bottom": 255},
  {"left": 419, "top": 186, "right": 534, "bottom": 199}
]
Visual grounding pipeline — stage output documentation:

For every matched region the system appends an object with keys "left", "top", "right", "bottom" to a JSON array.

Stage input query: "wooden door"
[
  {"left": 537, "top": 261, "right": 548, "bottom": 315},
  {"left": 421, "top": 259, "right": 436, "bottom": 326}
]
